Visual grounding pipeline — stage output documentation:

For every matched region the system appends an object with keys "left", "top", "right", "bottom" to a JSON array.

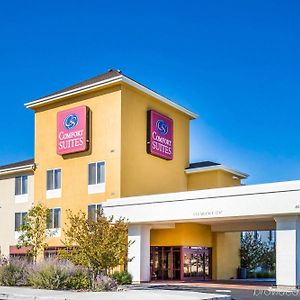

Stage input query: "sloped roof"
[
  {"left": 0, "top": 159, "right": 34, "bottom": 170},
  {"left": 186, "top": 160, "right": 248, "bottom": 178},
  {"left": 37, "top": 69, "right": 121, "bottom": 100},
  {"left": 24, "top": 69, "right": 197, "bottom": 119},
  {"left": 187, "top": 161, "right": 221, "bottom": 169}
]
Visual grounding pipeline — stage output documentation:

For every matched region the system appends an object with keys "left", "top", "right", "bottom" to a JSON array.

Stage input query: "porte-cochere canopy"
[{"left": 103, "top": 180, "right": 300, "bottom": 287}]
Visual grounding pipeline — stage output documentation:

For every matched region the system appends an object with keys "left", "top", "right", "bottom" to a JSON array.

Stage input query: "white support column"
[
  {"left": 275, "top": 216, "right": 300, "bottom": 288},
  {"left": 128, "top": 224, "right": 151, "bottom": 283}
]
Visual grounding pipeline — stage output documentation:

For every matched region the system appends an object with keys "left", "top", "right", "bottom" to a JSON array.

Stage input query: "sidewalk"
[{"left": 0, "top": 286, "right": 230, "bottom": 300}]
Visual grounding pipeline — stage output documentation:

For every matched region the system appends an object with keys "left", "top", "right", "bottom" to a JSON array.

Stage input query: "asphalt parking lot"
[
  {"left": 132, "top": 282, "right": 300, "bottom": 300},
  {"left": 1, "top": 282, "right": 300, "bottom": 300}
]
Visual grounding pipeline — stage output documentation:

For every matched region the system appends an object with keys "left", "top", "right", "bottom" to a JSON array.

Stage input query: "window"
[
  {"left": 88, "top": 162, "right": 105, "bottom": 185},
  {"left": 46, "top": 169, "right": 61, "bottom": 199},
  {"left": 88, "top": 162, "right": 105, "bottom": 194},
  {"left": 15, "top": 176, "right": 28, "bottom": 195},
  {"left": 44, "top": 247, "right": 65, "bottom": 259},
  {"left": 88, "top": 204, "right": 102, "bottom": 221},
  {"left": 47, "top": 208, "right": 61, "bottom": 229},
  {"left": 47, "top": 169, "right": 61, "bottom": 190},
  {"left": 15, "top": 212, "right": 27, "bottom": 231}
]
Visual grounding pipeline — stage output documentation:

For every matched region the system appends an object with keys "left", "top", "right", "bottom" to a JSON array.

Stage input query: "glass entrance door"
[
  {"left": 150, "top": 246, "right": 181, "bottom": 280},
  {"left": 183, "top": 247, "right": 212, "bottom": 280},
  {"left": 150, "top": 246, "right": 212, "bottom": 281}
]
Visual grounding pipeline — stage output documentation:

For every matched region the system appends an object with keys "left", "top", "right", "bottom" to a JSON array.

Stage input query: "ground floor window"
[
  {"left": 44, "top": 246, "right": 66, "bottom": 258},
  {"left": 88, "top": 203, "right": 102, "bottom": 221},
  {"left": 15, "top": 212, "right": 27, "bottom": 231},
  {"left": 150, "top": 246, "right": 212, "bottom": 281},
  {"left": 47, "top": 208, "right": 61, "bottom": 229}
]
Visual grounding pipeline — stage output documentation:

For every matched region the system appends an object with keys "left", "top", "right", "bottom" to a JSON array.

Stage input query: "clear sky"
[{"left": 1, "top": 0, "right": 300, "bottom": 184}]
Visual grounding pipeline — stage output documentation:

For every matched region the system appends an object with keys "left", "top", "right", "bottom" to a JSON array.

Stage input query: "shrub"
[
  {"left": 28, "top": 259, "right": 91, "bottom": 290},
  {"left": 66, "top": 269, "right": 91, "bottom": 290},
  {"left": 112, "top": 271, "right": 132, "bottom": 285},
  {"left": 0, "top": 258, "right": 29, "bottom": 286},
  {"left": 28, "top": 260, "right": 69, "bottom": 289},
  {"left": 255, "top": 270, "right": 276, "bottom": 279},
  {"left": 93, "top": 274, "right": 118, "bottom": 291}
]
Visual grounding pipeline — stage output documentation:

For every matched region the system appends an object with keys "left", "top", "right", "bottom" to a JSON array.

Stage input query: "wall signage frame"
[{"left": 147, "top": 110, "right": 173, "bottom": 160}]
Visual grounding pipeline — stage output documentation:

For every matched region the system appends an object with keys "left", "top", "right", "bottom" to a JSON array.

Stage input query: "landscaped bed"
[{"left": 0, "top": 257, "right": 132, "bottom": 291}]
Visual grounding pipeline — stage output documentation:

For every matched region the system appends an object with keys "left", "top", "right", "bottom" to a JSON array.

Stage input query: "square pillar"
[
  {"left": 128, "top": 224, "right": 151, "bottom": 283},
  {"left": 275, "top": 216, "right": 300, "bottom": 288}
]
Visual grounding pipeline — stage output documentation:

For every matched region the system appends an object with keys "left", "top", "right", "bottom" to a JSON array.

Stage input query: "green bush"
[
  {"left": 66, "top": 269, "right": 91, "bottom": 290},
  {"left": 112, "top": 271, "right": 132, "bottom": 285},
  {"left": 0, "top": 258, "right": 28, "bottom": 286},
  {"left": 255, "top": 270, "right": 275, "bottom": 279}
]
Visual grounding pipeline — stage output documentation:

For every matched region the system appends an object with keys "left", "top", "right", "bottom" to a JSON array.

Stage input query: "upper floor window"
[
  {"left": 15, "top": 176, "right": 28, "bottom": 195},
  {"left": 88, "top": 204, "right": 102, "bottom": 222},
  {"left": 88, "top": 162, "right": 105, "bottom": 185},
  {"left": 47, "top": 169, "right": 61, "bottom": 190},
  {"left": 88, "top": 162, "right": 105, "bottom": 194},
  {"left": 47, "top": 208, "right": 61, "bottom": 229},
  {"left": 15, "top": 212, "right": 27, "bottom": 231},
  {"left": 46, "top": 169, "right": 61, "bottom": 199}
]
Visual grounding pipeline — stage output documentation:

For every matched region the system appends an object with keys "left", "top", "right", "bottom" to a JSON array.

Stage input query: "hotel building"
[{"left": 0, "top": 69, "right": 299, "bottom": 287}]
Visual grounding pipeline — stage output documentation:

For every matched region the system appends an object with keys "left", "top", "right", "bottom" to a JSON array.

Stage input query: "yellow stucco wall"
[
  {"left": 151, "top": 223, "right": 212, "bottom": 247},
  {"left": 120, "top": 84, "right": 190, "bottom": 197},
  {"left": 34, "top": 85, "right": 122, "bottom": 246},
  {"left": 151, "top": 224, "right": 240, "bottom": 280},
  {"left": 187, "top": 170, "right": 241, "bottom": 191},
  {"left": 212, "top": 232, "right": 240, "bottom": 280},
  {"left": 32, "top": 80, "right": 241, "bottom": 278}
]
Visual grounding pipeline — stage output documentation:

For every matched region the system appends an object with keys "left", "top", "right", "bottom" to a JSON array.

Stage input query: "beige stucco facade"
[{"left": 0, "top": 171, "right": 34, "bottom": 257}]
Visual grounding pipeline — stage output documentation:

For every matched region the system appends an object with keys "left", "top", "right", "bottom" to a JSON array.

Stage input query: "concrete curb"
[
  {"left": 0, "top": 293, "right": 74, "bottom": 300},
  {"left": 0, "top": 292, "right": 231, "bottom": 300}
]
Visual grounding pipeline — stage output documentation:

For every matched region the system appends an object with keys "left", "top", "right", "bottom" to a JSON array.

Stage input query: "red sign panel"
[
  {"left": 57, "top": 106, "right": 89, "bottom": 155},
  {"left": 147, "top": 110, "right": 173, "bottom": 160}
]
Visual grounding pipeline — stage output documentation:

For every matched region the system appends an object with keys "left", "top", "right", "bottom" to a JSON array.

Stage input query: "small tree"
[
  {"left": 17, "top": 203, "right": 50, "bottom": 263},
  {"left": 261, "top": 244, "right": 276, "bottom": 271},
  {"left": 59, "top": 209, "right": 131, "bottom": 284},
  {"left": 240, "top": 232, "right": 266, "bottom": 270}
]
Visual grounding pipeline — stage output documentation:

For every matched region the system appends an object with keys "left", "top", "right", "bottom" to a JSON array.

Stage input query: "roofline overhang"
[
  {"left": 24, "top": 75, "right": 198, "bottom": 119},
  {"left": 0, "top": 164, "right": 35, "bottom": 176},
  {"left": 185, "top": 165, "right": 249, "bottom": 179}
]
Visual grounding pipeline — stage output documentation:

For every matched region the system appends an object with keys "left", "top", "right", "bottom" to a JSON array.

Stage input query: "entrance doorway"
[
  {"left": 150, "top": 246, "right": 212, "bottom": 281},
  {"left": 183, "top": 247, "right": 212, "bottom": 280},
  {"left": 150, "top": 246, "right": 181, "bottom": 280}
]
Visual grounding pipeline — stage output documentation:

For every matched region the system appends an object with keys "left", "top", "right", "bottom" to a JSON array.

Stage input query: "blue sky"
[{"left": 1, "top": 0, "right": 300, "bottom": 184}]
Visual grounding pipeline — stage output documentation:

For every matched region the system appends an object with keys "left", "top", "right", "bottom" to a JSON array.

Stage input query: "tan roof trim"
[
  {"left": 0, "top": 164, "right": 35, "bottom": 176},
  {"left": 24, "top": 75, "right": 123, "bottom": 109},
  {"left": 185, "top": 165, "right": 249, "bottom": 179},
  {"left": 24, "top": 75, "right": 197, "bottom": 119}
]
